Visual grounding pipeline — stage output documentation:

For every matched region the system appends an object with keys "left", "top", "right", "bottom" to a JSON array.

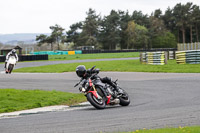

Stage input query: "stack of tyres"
[
  {"left": 141, "top": 53, "right": 147, "bottom": 64},
  {"left": 176, "top": 51, "right": 186, "bottom": 64},
  {"left": 146, "top": 51, "right": 165, "bottom": 65},
  {"left": 196, "top": 51, "right": 200, "bottom": 64},
  {"left": 186, "top": 50, "right": 197, "bottom": 64},
  {"left": 176, "top": 50, "right": 200, "bottom": 64},
  {"left": 0, "top": 56, "right": 6, "bottom": 62},
  {"left": 169, "top": 51, "right": 175, "bottom": 60}
]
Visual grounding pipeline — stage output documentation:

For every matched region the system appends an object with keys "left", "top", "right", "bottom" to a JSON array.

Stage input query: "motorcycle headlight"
[{"left": 81, "top": 87, "right": 86, "bottom": 92}]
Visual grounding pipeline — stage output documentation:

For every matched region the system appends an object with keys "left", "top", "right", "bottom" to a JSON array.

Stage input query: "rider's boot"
[
  {"left": 110, "top": 82, "right": 123, "bottom": 95},
  {"left": 101, "top": 77, "right": 123, "bottom": 95}
]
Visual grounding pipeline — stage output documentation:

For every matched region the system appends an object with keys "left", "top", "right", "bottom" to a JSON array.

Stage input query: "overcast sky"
[{"left": 0, "top": 0, "right": 199, "bottom": 34}]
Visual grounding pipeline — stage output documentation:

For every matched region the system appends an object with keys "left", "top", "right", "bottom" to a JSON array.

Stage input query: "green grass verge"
[
  {"left": 49, "top": 52, "right": 139, "bottom": 61},
  {"left": 14, "top": 60, "right": 200, "bottom": 73},
  {"left": 0, "top": 89, "right": 86, "bottom": 113},
  {"left": 124, "top": 126, "right": 200, "bottom": 133}
]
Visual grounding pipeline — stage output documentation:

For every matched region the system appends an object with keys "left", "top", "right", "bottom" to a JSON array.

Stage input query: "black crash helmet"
[{"left": 76, "top": 65, "right": 86, "bottom": 77}]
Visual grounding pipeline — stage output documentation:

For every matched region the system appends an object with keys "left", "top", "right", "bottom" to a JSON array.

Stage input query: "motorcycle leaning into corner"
[
  {"left": 5, "top": 56, "right": 17, "bottom": 74},
  {"left": 74, "top": 65, "right": 130, "bottom": 109}
]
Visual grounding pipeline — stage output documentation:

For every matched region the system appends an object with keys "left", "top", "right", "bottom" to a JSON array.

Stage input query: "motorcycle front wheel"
[
  {"left": 8, "top": 64, "right": 14, "bottom": 74},
  {"left": 86, "top": 92, "right": 106, "bottom": 109}
]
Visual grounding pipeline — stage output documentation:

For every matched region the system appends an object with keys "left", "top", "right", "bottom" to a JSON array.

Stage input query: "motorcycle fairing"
[
  {"left": 106, "top": 95, "right": 111, "bottom": 104},
  {"left": 88, "top": 91, "right": 98, "bottom": 98}
]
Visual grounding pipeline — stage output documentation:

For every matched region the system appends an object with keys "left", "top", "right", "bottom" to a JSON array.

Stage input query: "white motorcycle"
[{"left": 5, "top": 56, "right": 17, "bottom": 74}]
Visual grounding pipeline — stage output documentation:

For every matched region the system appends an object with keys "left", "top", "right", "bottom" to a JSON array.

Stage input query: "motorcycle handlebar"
[
  {"left": 74, "top": 78, "right": 87, "bottom": 87},
  {"left": 74, "top": 83, "right": 79, "bottom": 87},
  {"left": 90, "top": 66, "right": 96, "bottom": 71},
  {"left": 74, "top": 79, "right": 83, "bottom": 87}
]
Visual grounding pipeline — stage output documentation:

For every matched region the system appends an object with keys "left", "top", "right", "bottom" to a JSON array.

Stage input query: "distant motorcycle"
[
  {"left": 5, "top": 56, "right": 17, "bottom": 74},
  {"left": 74, "top": 66, "right": 130, "bottom": 109}
]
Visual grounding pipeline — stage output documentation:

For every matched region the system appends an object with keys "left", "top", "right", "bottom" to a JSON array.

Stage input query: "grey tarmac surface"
[{"left": 0, "top": 72, "right": 200, "bottom": 133}]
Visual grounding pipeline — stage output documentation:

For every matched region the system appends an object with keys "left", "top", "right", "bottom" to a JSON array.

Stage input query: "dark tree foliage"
[
  {"left": 36, "top": 34, "right": 48, "bottom": 46},
  {"left": 79, "top": 8, "right": 100, "bottom": 47},
  {"left": 36, "top": 24, "right": 65, "bottom": 50},
  {"left": 37, "top": 2, "right": 200, "bottom": 50},
  {"left": 49, "top": 24, "right": 65, "bottom": 50},
  {"left": 98, "top": 10, "right": 121, "bottom": 50},
  {"left": 66, "top": 22, "right": 83, "bottom": 47},
  {"left": 131, "top": 10, "right": 150, "bottom": 28},
  {"left": 119, "top": 10, "right": 132, "bottom": 49}
]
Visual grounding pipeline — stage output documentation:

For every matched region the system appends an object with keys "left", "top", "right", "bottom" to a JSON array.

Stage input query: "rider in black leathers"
[{"left": 76, "top": 65, "right": 122, "bottom": 94}]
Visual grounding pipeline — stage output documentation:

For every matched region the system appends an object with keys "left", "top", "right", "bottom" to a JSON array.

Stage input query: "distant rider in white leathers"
[{"left": 4, "top": 49, "right": 18, "bottom": 68}]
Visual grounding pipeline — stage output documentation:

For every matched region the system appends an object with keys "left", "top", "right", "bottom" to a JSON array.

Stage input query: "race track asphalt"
[
  {"left": 0, "top": 58, "right": 199, "bottom": 133},
  {"left": 0, "top": 72, "right": 200, "bottom": 133}
]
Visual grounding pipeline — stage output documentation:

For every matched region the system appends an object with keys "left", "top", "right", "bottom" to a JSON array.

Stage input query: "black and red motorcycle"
[{"left": 74, "top": 66, "right": 130, "bottom": 109}]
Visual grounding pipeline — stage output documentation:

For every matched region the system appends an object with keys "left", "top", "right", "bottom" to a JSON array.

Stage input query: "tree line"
[{"left": 36, "top": 2, "right": 200, "bottom": 50}]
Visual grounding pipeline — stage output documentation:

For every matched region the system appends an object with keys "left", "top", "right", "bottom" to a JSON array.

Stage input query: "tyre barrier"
[
  {"left": 140, "top": 51, "right": 168, "bottom": 65},
  {"left": 0, "top": 55, "right": 5, "bottom": 62},
  {"left": 168, "top": 51, "right": 176, "bottom": 60},
  {"left": 82, "top": 48, "right": 177, "bottom": 54},
  {"left": 176, "top": 50, "right": 200, "bottom": 64},
  {"left": 30, "top": 49, "right": 177, "bottom": 55},
  {"left": 31, "top": 50, "right": 82, "bottom": 55},
  {"left": 0, "top": 55, "right": 48, "bottom": 62},
  {"left": 68, "top": 51, "right": 75, "bottom": 55}
]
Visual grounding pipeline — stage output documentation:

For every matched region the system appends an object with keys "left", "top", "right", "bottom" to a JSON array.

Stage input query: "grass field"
[
  {"left": 0, "top": 89, "right": 86, "bottom": 113},
  {"left": 14, "top": 60, "right": 200, "bottom": 73},
  {"left": 49, "top": 52, "right": 139, "bottom": 60},
  {"left": 126, "top": 126, "right": 200, "bottom": 133}
]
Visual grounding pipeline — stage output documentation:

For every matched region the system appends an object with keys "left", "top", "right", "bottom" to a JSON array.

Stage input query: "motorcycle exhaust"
[{"left": 109, "top": 98, "right": 120, "bottom": 105}]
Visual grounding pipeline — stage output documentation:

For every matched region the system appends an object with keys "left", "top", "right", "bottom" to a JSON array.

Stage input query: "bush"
[{"left": 152, "top": 32, "right": 177, "bottom": 48}]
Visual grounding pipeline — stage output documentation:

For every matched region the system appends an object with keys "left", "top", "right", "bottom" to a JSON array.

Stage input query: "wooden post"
[
  {"left": 167, "top": 51, "right": 170, "bottom": 60},
  {"left": 140, "top": 52, "right": 143, "bottom": 63},
  {"left": 173, "top": 50, "right": 176, "bottom": 59},
  {"left": 164, "top": 51, "right": 168, "bottom": 64}
]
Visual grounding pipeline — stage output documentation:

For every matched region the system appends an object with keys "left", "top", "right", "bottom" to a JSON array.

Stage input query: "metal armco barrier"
[
  {"left": 0, "top": 55, "right": 48, "bottom": 62},
  {"left": 140, "top": 51, "right": 168, "bottom": 65},
  {"left": 176, "top": 50, "right": 200, "bottom": 64}
]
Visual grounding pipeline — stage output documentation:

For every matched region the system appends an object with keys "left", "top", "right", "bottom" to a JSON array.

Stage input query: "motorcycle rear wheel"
[
  {"left": 118, "top": 88, "right": 130, "bottom": 106},
  {"left": 87, "top": 92, "right": 106, "bottom": 109}
]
